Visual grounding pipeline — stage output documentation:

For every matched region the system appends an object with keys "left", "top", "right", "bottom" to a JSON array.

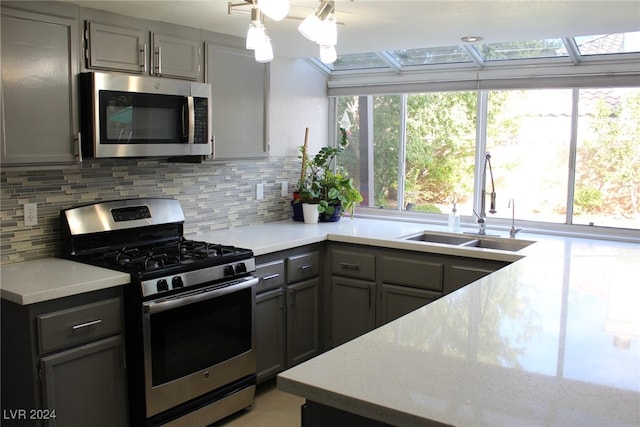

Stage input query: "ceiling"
[{"left": 60, "top": 1, "right": 640, "bottom": 60}]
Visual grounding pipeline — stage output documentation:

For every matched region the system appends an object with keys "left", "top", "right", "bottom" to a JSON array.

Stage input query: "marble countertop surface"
[
  {"left": 0, "top": 258, "right": 130, "bottom": 305},
  {"left": 244, "top": 219, "right": 639, "bottom": 426}
]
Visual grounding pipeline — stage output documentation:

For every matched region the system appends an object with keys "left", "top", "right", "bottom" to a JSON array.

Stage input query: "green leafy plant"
[{"left": 297, "top": 128, "right": 363, "bottom": 217}]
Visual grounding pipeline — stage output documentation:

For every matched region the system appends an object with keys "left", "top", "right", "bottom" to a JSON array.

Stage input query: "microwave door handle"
[{"left": 186, "top": 96, "right": 195, "bottom": 144}]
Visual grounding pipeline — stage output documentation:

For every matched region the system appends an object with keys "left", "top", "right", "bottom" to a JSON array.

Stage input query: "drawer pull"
[
  {"left": 299, "top": 264, "right": 314, "bottom": 271},
  {"left": 72, "top": 319, "right": 102, "bottom": 330},
  {"left": 340, "top": 262, "right": 360, "bottom": 271},
  {"left": 262, "top": 273, "right": 280, "bottom": 281}
]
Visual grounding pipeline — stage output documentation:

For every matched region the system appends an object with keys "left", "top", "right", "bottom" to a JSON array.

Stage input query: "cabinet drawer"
[
  {"left": 256, "top": 260, "right": 285, "bottom": 293},
  {"left": 38, "top": 298, "right": 122, "bottom": 354},
  {"left": 381, "top": 255, "right": 443, "bottom": 291},
  {"left": 330, "top": 249, "right": 375, "bottom": 281},
  {"left": 287, "top": 251, "right": 320, "bottom": 283}
]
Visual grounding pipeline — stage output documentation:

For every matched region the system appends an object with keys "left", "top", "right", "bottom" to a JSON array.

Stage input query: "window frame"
[{"left": 330, "top": 79, "right": 639, "bottom": 241}]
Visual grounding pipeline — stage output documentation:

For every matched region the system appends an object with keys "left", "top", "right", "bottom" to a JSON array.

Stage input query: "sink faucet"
[
  {"left": 473, "top": 152, "right": 496, "bottom": 235},
  {"left": 508, "top": 198, "right": 522, "bottom": 238}
]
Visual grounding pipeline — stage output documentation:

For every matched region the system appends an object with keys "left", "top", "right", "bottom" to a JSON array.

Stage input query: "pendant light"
[
  {"left": 245, "top": 7, "right": 265, "bottom": 50},
  {"left": 298, "top": 0, "right": 335, "bottom": 43},
  {"left": 254, "top": 33, "right": 274, "bottom": 63},
  {"left": 257, "top": 0, "right": 290, "bottom": 21}
]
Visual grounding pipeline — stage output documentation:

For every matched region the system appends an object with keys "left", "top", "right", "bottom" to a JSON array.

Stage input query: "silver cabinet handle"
[
  {"left": 155, "top": 46, "right": 162, "bottom": 75},
  {"left": 299, "top": 264, "right": 314, "bottom": 271},
  {"left": 340, "top": 262, "right": 360, "bottom": 271},
  {"left": 75, "top": 132, "right": 83, "bottom": 163},
  {"left": 72, "top": 319, "right": 102, "bottom": 330},
  {"left": 262, "top": 273, "right": 280, "bottom": 281},
  {"left": 140, "top": 43, "right": 147, "bottom": 72}
]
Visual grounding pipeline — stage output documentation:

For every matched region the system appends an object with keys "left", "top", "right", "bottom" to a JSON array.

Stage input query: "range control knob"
[
  {"left": 172, "top": 276, "right": 184, "bottom": 289},
  {"left": 223, "top": 265, "right": 235, "bottom": 276},
  {"left": 235, "top": 262, "right": 247, "bottom": 274},
  {"left": 157, "top": 279, "right": 169, "bottom": 292}
]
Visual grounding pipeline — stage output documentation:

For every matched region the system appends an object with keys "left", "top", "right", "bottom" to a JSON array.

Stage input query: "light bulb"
[
  {"left": 319, "top": 45, "right": 337, "bottom": 64},
  {"left": 258, "top": 0, "right": 290, "bottom": 21},
  {"left": 298, "top": 13, "right": 320, "bottom": 42},
  {"left": 246, "top": 23, "right": 265, "bottom": 50},
  {"left": 316, "top": 15, "right": 337, "bottom": 46},
  {"left": 255, "top": 35, "right": 274, "bottom": 63}
]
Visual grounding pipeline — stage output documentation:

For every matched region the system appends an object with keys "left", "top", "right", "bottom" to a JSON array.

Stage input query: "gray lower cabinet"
[
  {"left": 0, "top": 287, "right": 127, "bottom": 427},
  {"left": 379, "top": 284, "right": 441, "bottom": 324},
  {"left": 1, "top": 3, "right": 79, "bottom": 166},
  {"left": 443, "top": 258, "right": 508, "bottom": 295},
  {"left": 254, "top": 247, "right": 321, "bottom": 382},
  {"left": 40, "top": 335, "right": 128, "bottom": 427},
  {"left": 329, "top": 246, "right": 376, "bottom": 347},
  {"left": 255, "top": 259, "right": 286, "bottom": 382},
  {"left": 328, "top": 243, "right": 510, "bottom": 344},
  {"left": 286, "top": 251, "right": 321, "bottom": 366},
  {"left": 378, "top": 252, "right": 444, "bottom": 325},
  {"left": 255, "top": 288, "right": 286, "bottom": 382},
  {"left": 331, "top": 277, "right": 375, "bottom": 347}
]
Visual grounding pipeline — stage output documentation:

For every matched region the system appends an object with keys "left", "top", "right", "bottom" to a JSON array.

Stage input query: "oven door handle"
[{"left": 144, "top": 276, "right": 258, "bottom": 314}]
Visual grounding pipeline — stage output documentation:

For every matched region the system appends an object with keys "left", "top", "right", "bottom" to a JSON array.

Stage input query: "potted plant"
[{"left": 295, "top": 118, "right": 362, "bottom": 222}]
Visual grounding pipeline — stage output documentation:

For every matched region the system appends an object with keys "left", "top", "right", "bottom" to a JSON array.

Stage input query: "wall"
[{"left": 0, "top": 57, "right": 328, "bottom": 264}]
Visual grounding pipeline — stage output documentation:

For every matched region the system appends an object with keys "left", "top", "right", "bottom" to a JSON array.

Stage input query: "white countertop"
[
  {"left": 0, "top": 258, "right": 130, "bottom": 305},
  {"left": 240, "top": 218, "right": 638, "bottom": 426}
]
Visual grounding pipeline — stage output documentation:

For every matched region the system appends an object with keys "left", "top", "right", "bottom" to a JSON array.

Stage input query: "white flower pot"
[{"left": 302, "top": 203, "right": 319, "bottom": 224}]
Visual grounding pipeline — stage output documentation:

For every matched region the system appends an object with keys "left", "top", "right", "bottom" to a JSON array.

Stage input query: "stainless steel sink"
[
  {"left": 460, "top": 237, "right": 534, "bottom": 252},
  {"left": 404, "top": 231, "right": 476, "bottom": 245},
  {"left": 402, "top": 231, "right": 535, "bottom": 252}
]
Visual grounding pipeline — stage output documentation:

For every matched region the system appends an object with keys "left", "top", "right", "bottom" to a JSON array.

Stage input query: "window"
[{"left": 336, "top": 86, "right": 640, "bottom": 231}]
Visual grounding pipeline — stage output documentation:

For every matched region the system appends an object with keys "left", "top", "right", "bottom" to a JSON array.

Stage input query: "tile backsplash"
[{"left": 0, "top": 157, "right": 300, "bottom": 264}]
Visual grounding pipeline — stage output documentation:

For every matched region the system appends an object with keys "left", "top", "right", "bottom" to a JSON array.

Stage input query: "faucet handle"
[{"left": 509, "top": 226, "right": 522, "bottom": 238}]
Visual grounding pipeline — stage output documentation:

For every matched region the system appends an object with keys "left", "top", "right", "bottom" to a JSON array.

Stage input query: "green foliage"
[
  {"left": 574, "top": 186, "right": 603, "bottom": 215},
  {"left": 297, "top": 127, "right": 363, "bottom": 217}
]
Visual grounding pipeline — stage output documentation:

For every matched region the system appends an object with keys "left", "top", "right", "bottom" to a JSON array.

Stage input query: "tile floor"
[{"left": 212, "top": 379, "right": 304, "bottom": 427}]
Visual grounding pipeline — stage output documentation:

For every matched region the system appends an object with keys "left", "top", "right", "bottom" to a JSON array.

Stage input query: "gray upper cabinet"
[
  {"left": 206, "top": 44, "right": 268, "bottom": 159},
  {"left": 151, "top": 32, "right": 201, "bottom": 80},
  {"left": 85, "top": 21, "right": 147, "bottom": 73},
  {"left": 1, "top": 4, "right": 79, "bottom": 165}
]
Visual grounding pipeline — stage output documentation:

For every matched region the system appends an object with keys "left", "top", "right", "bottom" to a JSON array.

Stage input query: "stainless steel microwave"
[{"left": 79, "top": 72, "right": 212, "bottom": 158}]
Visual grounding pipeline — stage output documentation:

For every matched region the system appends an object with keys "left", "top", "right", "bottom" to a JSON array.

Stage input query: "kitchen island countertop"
[{"left": 197, "top": 218, "right": 640, "bottom": 427}]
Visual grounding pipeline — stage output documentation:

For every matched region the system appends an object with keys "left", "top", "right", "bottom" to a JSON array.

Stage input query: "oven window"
[
  {"left": 149, "top": 287, "right": 252, "bottom": 386},
  {"left": 99, "top": 90, "right": 185, "bottom": 144}
]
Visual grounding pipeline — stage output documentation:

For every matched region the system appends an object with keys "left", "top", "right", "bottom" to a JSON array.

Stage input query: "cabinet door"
[
  {"left": 255, "top": 288, "right": 286, "bottom": 383},
  {"left": 85, "top": 21, "right": 146, "bottom": 73},
  {"left": 331, "top": 276, "right": 375, "bottom": 347},
  {"left": 151, "top": 32, "right": 200, "bottom": 80},
  {"left": 380, "top": 284, "right": 440, "bottom": 325},
  {"left": 287, "top": 278, "right": 320, "bottom": 366},
  {"left": 1, "top": 8, "right": 79, "bottom": 165},
  {"left": 40, "top": 335, "right": 128, "bottom": 427},
  {"left": 206, "top": 44, "right": 268, "bottom": 159},
  {"left": 444, "top": 260, "right": 507, "bottom": 295}
]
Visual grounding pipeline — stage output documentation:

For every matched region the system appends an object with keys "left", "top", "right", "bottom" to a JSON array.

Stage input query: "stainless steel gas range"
[{"left": 60, "top": 198, "right": 257, "bottom": 426}]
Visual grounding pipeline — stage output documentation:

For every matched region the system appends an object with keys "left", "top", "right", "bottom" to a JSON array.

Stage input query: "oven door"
[{"left": 142, "top": 276, "right": 258, "bottom": 417}]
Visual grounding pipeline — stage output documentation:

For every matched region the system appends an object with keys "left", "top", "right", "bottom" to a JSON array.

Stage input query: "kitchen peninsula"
[{"left": 196, "top": 218, "right": 640, "bottom": 427}]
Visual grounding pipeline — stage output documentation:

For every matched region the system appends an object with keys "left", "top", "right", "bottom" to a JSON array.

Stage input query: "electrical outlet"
[
  {"left": 256, "top": 183, "right": 264, "bottom": 200},
  {"left": 280, "top": 181, "right": 288, "bottom": 197},
  {"left": 24, "top": 203, "right": 37, "bottom": 226}
]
